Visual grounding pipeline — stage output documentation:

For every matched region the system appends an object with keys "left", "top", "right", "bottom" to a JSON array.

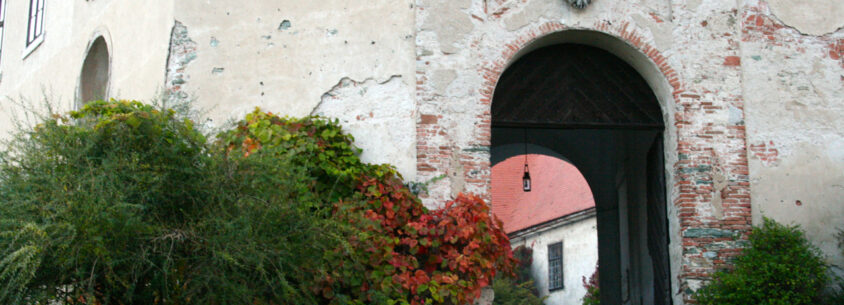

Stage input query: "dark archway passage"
[
  {"left": 491, "top": 44, "right": 671, "bottom": 305},
  {"left": 79, "top": 36, "right": 110, "bottom": 106}
]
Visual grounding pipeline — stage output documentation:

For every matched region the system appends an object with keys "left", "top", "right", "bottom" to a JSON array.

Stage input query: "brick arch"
[
  {"left": 478, "top": 21, "right": 682, "bottom": 120},
  {"left": 471, "top": 21, "right": 686, "bottom": 201},
  {"left": 415, "top": 13, "right": 753, "bottom": 302},
  {"left": 453, "top": 21, "right": 753, "bottom": 304}
]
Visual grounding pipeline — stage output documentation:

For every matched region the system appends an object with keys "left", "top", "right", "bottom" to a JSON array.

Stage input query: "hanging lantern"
[
  {"left": 522, "top": 129, "right": 531, "bottom": 192},
  {"left": 522, "top": 163, "right": 532, "bottom": 192}
]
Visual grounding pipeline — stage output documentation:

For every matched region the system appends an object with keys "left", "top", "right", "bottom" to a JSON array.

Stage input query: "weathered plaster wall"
[
  {"left": 767, "top": 0, "right": 844, "bottom": 36},
  {"left": 0, "top": 0, "right": 174, "bottom": 137},
  {"left": 414, "top": 0, "right": 756, "bottom": 303},
  {"left": 415, "top": 0, "right": 842, "bottom": 302},
  {"left": 171, "top": 1, "right": 418, "bottom": 177},
  {"left": 509, "top": 215, "right": 599, "bottom": 305},
  {"left": 740, "top": 0, "right": 844, "bottom": 272},
  {"left": 0, "top": 0, "right": 840, "bottom": 303}
]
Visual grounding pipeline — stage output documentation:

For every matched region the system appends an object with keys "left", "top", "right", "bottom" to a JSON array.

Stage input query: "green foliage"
[
  {"left": 493, "top": 246, "right": 544, "bottom": 305},
  {"left": 217, "top": 109, "right": 387, "bottom": 209},
  {"left": 491, "top": 276, "right": 544, "bottom": 305},
  {"left": 695, "top": 218, "right": 829, "bottom": 305},
  {"left": 513, "top": 246, "right": 538, "bottom": 290},
  {"left": 822, "top": 277, "right": 844, "bottom": 305},
  {"left": 819, "top": 229, "right": 844, "bottom": 305},
  {"left": 0, "top": 100, "right": 351, "bottom": 304},
  {"left": 220, "top": 109, "right": 517, "bottom": 305},
  {"left": 0, "top": 102, "right": 516, "bottom": 304}
]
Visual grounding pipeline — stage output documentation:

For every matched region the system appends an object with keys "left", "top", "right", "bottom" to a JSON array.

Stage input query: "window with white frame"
[
  {"left": 26, "top": 0, "right": 45, "bottom": 47},
  {"left": 548, "top": 241, "right": 564, "bottom": 290},
  {"left": 0, "top": 0, "right": 6, "bottom": 64}
]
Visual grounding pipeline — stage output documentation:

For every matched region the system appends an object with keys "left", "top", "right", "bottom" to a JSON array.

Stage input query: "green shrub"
[
  {"left": 492, "top": 276, "right": 544, "bottom": 305},
  {"left": 220, "top": 109, "right": 517, "bottom": 304},
  {"left": 819, "top": 229, "right": 844, "bottom": 304},
  {"left": 493, "top": 246, "right": 544, "bottom": 305},
  {"left": 0, "top": 101, "right": 352, "bottom": 304},
  {"left": 0, "top": 102, "right": 516, "bottom": 305},
  {"left": 694, "top": 218, "right": 829, "bottom": 305}
]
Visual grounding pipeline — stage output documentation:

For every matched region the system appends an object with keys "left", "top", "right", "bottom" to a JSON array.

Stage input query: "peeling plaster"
[
  {"left": 709, "top": 160, "right": 727, "bottom": 220},
  {"left": 768, "top": 0, "right": 844, "bottom": 36},
  {"left": 420, "top": 0, "right": 473, "bottom": 54},
  {"left": 312, "top": 75, "right": 416, "bottom": 178},
  {"left": 430, "top": 69, "right": 457, "bottom": 94},
  {"left": 448, "top": 149, "right": 466, "bottom": 198},
  {"left": 172, "top": 1, "right": 416, "bottom": 122},
  {"left": 164, "top": 21, "right": 197, "bottom": 104},
  {"left": 631, "top": 13, "right": 673, "bottom": 50},
  {"left": 503, "top": 0, "right": 560, "bottom": 32}
]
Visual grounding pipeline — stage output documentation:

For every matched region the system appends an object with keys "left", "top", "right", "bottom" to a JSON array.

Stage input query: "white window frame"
[
  {"left": 0, "top": 0, "right": 7, "bottom": 68},
  {"left": 22, "top": 0, "right": 45, "bottom": 59}
]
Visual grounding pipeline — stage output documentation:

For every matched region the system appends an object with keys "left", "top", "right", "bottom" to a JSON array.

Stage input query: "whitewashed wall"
[
  {"left": 0, "top": 1, "right": 174, "bottom": 137},
  {"left": 510, "top": 216, "right": 599, "bottom": 305}
]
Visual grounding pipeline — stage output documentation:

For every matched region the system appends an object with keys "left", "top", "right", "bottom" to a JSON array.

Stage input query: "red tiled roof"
[{"left": 491, "top": 154, "right": 595, "bottom": 234}]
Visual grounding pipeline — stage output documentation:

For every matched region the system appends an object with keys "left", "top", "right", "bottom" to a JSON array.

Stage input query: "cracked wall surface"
[
  {"left": 312, "top": 76, "right": 416, "bottom": 176},
  {"left": 741, "top": 0, "right": 844, "bottom": 277},
  {"left": 0, "top": 1, "right": 841, "bottom": 304},
  {"left": 414, "top": 0, "right": 841, "bottom": 303},
  {"left": 767, "top": 0, "right": 844, "bottom": 36},
  {"left": 171, "top": 0, "right": 417, "bottom": 177}
]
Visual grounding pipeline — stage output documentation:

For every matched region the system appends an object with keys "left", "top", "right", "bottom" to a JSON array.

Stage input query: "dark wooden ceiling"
[{"left": 492, "top": 44, "right": 663, "bottom": 129}]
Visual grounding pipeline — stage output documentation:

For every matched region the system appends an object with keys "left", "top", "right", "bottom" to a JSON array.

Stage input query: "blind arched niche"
[{"left": 79, "top": 36, "right": 110, "bottom": 105}]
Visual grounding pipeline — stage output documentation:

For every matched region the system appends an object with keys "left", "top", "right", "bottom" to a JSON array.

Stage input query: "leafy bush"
[
  {"left": 220, "top": 109, "right": 516, "bottom": 304},
  {"left": 819, "top": 229, "right": 844, "bottom": 304},
  {"left": 694, "top": 218, "right": 829, "bottom": 305},
  {"left": 492, "top": 276, "right": 544, "bottom": 305},
  {"left": 493, "top": 246, "right": 544, "bottom": 305},
  {"left": 512, "top": 246, "right": 536, "bottom": 287},
  {"left": 0, "top": 101, "right": 350, "bottom": 304},
  {"left": 1, "top": 102, "right": 517, "bottom": 304}
]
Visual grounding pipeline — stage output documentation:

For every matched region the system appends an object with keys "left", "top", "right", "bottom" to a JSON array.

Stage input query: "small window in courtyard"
[
  {"left": 548, "top": 241, "right": 563, "bottom": 290},
  {"left": 26, "top": 0, "right": 45, "bottom": 48}
]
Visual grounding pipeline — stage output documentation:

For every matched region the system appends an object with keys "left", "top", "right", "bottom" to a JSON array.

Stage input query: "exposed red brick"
[
  {"left": 415, "top": 10, "right": 754, "bottom": 303},
  {"left": 723, "top": 56, "right": 741, "bottom": 66},
  {"left": 419, "top": 114, "right": 438, "bottom": 124}
]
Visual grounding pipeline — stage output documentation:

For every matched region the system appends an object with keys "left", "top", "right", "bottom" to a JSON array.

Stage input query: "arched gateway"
[
  {"left": 491, "top": 41, "right": 670, "bottom": 304},
  {"left": 415, "top": 17, "right": 754, "bottom": 303}
]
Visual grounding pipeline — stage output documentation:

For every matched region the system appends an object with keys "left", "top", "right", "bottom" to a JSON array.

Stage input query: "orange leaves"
[
  {"left": 241, "top": 137, "right": 261, "bottom": 157},
  {"left": 433, "top": 273, "right": 458, "bottom": 285}
]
